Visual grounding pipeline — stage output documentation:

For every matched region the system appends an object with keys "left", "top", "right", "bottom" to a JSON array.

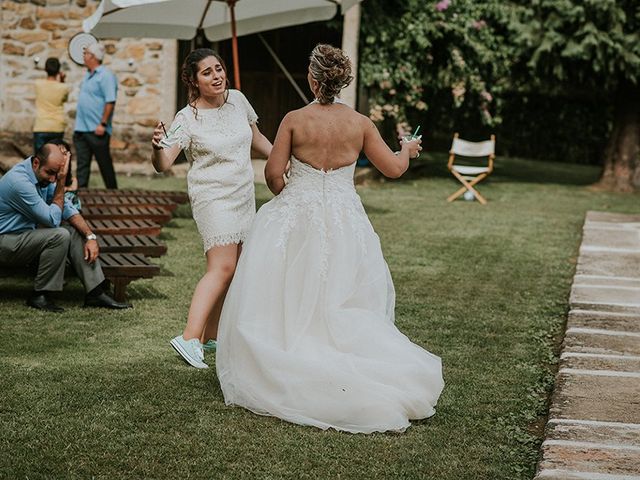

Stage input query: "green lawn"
[{"left": 1, "top": 154, "right": 638, "bottom": 479}]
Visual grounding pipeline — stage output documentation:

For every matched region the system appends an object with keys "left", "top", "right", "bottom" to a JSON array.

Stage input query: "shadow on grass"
[
  {"left": 126, "top": 283, "right": 167, "bottom": 300},
  {"left": 0, "top": 274, "right": 167, "bottom": 304},
  {"left": 156, "top": 264, "right": 175, "bottom": 277},
  {"left": 362, "top": 204, "right": 392, "bottom": 215},
  {"left": 158, "top": 231, "right": 177, "bottom": 241},
  {"left": 172, "top": 204, "right": 193, "bottom": 218},
  {"left": 399, "top": 152, "right": 602, "bottom": 186}
]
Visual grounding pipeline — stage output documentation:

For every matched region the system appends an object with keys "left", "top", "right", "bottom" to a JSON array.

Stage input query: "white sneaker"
[{"left": 170, "top": 335, "right": 208, "bottom": 369}]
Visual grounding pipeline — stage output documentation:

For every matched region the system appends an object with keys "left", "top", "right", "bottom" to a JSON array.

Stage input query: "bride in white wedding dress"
[{"left": 216, "top": 44, "right": 444, "bottom": 434}]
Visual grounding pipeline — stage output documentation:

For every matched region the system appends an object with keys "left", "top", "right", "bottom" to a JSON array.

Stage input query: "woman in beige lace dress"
[{"left": 150, "top": 48, "right": 272, "bottom": 369}]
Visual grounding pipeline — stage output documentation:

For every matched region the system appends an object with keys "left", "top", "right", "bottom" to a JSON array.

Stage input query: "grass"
[{"left": 1, "top": 154, "right": 638, "bottom": 479}]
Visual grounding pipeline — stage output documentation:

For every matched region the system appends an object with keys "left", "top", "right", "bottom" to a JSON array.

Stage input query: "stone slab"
[
  {"left": 563, "top": 330, "right": 640, "bottom": 356},
  {"left": 574, "top": 276, "right": 640, "bottom": 289},
  {"left": 581, "top": 228, "right": 640, "bottom": 252},
  {"left": 568, "top": 310, "right": 640, "bottom": 333},
  {"left": 549, "top": 373, "right": 640, "bottom": 424},
  {"left": 586, "top": 211, "right": 640, "bottom": 224},
  {"left": 570, "top": 285, "right": 640, "bottom": 309},
  {"left": 560, "top": 354, "right": 640, "bottom": 373},
  {"left": 537, "top": 442, "right": 640, "bottom": 478},
  {"left": 575, "top": 251, "right": 640, "bottom": 280},
  {"left": 546, "top": 421, "right": 640, "bottom": 447},
  {"left": 537, "top": 471, "right": 640, "bottom": 479}
]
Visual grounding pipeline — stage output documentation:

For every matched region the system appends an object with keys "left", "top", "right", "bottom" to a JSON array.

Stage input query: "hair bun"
[{"left": 309, "top": 44, "right": 354, "bottom": 104}]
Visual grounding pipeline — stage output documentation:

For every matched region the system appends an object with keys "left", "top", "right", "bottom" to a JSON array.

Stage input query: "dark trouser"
[
  {"left": 33, "top": 132, "right": 64, "bottom": 156},
  {"left": 74, "top": 131, "right": 118, "bottom": 189},
  {"left": 0, "top": 226, "right": 105, "bottom": 293}
]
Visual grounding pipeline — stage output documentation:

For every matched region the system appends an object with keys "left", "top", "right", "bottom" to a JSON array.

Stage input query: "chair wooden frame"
[{"left": 447, "top": 133, "right": 495, "bottom": 205}]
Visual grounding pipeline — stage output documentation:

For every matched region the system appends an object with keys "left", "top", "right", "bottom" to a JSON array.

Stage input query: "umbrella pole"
[{"left": 227, "top": 0, "right": 241, "bottom": 90}]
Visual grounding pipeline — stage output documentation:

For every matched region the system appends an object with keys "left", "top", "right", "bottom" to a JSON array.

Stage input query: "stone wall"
[{"left": 1, "top": 0, "right": 177, "bottom": 162}]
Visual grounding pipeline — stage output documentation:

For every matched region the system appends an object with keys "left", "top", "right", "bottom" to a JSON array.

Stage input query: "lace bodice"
[
  {"left": 264, "top": 158, "right": 370, "bottom": 277},
  {"left": 285, "top": 158, "right": 356, "bottom": 196}
]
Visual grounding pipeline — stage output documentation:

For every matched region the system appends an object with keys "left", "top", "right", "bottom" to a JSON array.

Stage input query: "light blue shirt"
[
  {"left": 74, "top": 65, "right": 118, "bottom": 135},
  {"left": 0, "top": 158, "right": 79, "bottom": 234}
]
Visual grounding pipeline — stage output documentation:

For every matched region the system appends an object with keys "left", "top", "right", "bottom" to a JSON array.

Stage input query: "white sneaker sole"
[{"left": 170, "top": 338, "right": 208, "bottom": 369}]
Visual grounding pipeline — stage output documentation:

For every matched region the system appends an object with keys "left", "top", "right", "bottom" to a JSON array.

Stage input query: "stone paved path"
[{"left": 535, "top": 211, "right": 640, "bottom": 480}]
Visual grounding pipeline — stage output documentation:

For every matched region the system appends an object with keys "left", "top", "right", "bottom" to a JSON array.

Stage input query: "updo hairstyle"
[{"left": 308, "top": 44, "right": 354, "bottom": 104}]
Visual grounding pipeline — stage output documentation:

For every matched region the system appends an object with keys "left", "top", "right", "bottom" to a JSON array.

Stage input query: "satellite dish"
[{"left": 68, "top": 32, "right": 97, "bottom": 66}]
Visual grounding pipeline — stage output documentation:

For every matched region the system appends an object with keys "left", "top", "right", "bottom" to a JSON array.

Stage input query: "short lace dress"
[{"left": 166, "top": 89, "right": 258, "bottom": 252}]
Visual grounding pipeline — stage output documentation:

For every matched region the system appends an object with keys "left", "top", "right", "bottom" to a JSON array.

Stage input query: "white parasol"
[{"left": 83, "top": 0, "right": 362, "bottom": 89}]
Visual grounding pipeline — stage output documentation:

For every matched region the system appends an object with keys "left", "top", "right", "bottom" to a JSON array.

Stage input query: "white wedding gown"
[{"left": 216, "top": 158, "right": 444, "bottom": 433}]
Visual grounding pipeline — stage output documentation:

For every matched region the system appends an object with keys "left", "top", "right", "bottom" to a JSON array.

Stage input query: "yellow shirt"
[{"left": 33, "top": 79, "right": 69, "bottom": 132}]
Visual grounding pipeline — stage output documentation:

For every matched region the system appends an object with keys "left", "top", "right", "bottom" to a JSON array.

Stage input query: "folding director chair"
[{"left": 447, "top": 133, "right": 495, "bottom": 205}]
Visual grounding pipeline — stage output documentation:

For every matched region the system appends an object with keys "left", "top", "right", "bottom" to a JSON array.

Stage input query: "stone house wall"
[{"left": 1, "top": 0, "right": 177, "bottom": 162}]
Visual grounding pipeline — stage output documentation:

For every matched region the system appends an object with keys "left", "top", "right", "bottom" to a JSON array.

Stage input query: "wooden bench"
[
  {"left": 82, "top": 206, "right": 173, "bottom": 225},
  {"left": 0, "top": 252, "right": 160, "bottom": 303},
  {"left": 79, "top": 188, "right": 189, "bottom": 204},
  {"left": 88, "top": 219, "right": 162, "bottom": 237},
  {"left": 79, "top": 194, "right": 179, "bottom": 212},
  {"left": 100, "top": 253, "right": 160, "bottom": 302},
  {"left": 98, "top": 234, "right": 167, "bottom": 257}
]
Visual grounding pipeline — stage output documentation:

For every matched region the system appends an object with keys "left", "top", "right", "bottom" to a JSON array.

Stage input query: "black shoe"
[
  {"left": 26, "top": 293, "right": 64, "bottom": 312},
  {"left": 84, "top": 292, "right": 132, "bottom": 309}
]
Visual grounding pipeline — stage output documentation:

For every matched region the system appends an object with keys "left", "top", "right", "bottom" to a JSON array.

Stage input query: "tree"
[
  {"left": 512, "top": 0, "right": 640, "bottom": 191},
  {"left": 360, "top": 0, "right": 516, "bottom": 138}
]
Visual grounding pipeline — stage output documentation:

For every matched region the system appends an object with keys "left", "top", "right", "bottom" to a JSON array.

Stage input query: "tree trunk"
[{"left": 596, "top": 82, "right": 640, "bottom": 192}]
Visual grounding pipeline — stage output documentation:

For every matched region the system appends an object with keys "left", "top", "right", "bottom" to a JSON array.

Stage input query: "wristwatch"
[
  {"left": 100, "top": 121, "right": 107, "bottom": 127},
  {"left": 86, "top": 233, "right": 97, "bottom": 241}
]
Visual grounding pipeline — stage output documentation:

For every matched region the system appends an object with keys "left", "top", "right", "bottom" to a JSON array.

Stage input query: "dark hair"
[
  {"left": 45, "top": 57, "right": 60, "bottom": 77},
  {"left": 40, "top": 138, "right": 73, "bottom": 186},
  {"left": 43, "top": 137, "right": 71, "bottom": 152},
  {"left": 309, "top": 44, "right": 354, "bottom": 104},
  {"left": 180, "top": 48, "right": 229, "bottom": 118}
]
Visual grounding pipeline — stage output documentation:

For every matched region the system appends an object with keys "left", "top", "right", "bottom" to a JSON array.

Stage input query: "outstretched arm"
[
  {"left": 250, "top": 123, "right": 272, "bottom": 159},
  {"left": 362, "top": 117, "right": 421, "bottom": 178},
  {"left": 151, "top": 122, "right": 182, "bottom": 173},
  {"left": 265, "top": 113, "right": 293, "bottom": 195}
]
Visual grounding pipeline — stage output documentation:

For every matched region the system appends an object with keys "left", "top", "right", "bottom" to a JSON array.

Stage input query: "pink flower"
[
  {"left": 472, "top": 19, "right": 487, "bottom": 30},
  {"left": 480, "top": 91, "right": 493, "bottom": 103},
  {"left": 435, "top": 0, "right": 450, "bottom": 12}
]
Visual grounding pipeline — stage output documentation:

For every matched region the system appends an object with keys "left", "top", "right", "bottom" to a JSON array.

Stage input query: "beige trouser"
[{"left": 0, "top": 225, "right": 104, "bottom": 293}]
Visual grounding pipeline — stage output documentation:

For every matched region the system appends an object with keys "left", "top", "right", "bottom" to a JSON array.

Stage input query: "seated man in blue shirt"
[{"left": 0, "top": 143, "right": 131, "bottom": 312}]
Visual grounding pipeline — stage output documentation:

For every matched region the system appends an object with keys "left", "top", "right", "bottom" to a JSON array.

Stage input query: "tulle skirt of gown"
[{"left": 216, "top": 158, "right": 444, "bottom": 433}]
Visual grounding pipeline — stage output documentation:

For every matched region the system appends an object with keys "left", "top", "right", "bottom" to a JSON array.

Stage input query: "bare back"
[
  {"left": 265, "top": 99, "right": 417, "bottom": 194},
  {"left": 289, "top": 103, "right": 365, "bottom": 171}
]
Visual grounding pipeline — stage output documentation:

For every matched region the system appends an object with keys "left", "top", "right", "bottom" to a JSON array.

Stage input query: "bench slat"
[
  {"left": 80, "top": 196, "right": 177, "bottom": 212},
  {"left": 88, "top": 219, "right": 161, "bottom": 236},
  {"left": 78, "top": 188, "right": 188, "bottom": 204},
  {"left": 100, "top": 253, "right": 159, "bottom": 278},
  {"left": 82, "top": 205, "right": 172, "bottom": 225},
  {"left": 98, "top": 235, "right": 167, "bottom": 257}
]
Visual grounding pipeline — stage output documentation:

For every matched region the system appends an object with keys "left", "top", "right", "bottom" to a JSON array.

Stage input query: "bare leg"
[
  {"left": 182, "top": 243, "right": 239, "bottom": 341},
  {"left": 201, "top": 244, "right": 242, "bottom": 343}
]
